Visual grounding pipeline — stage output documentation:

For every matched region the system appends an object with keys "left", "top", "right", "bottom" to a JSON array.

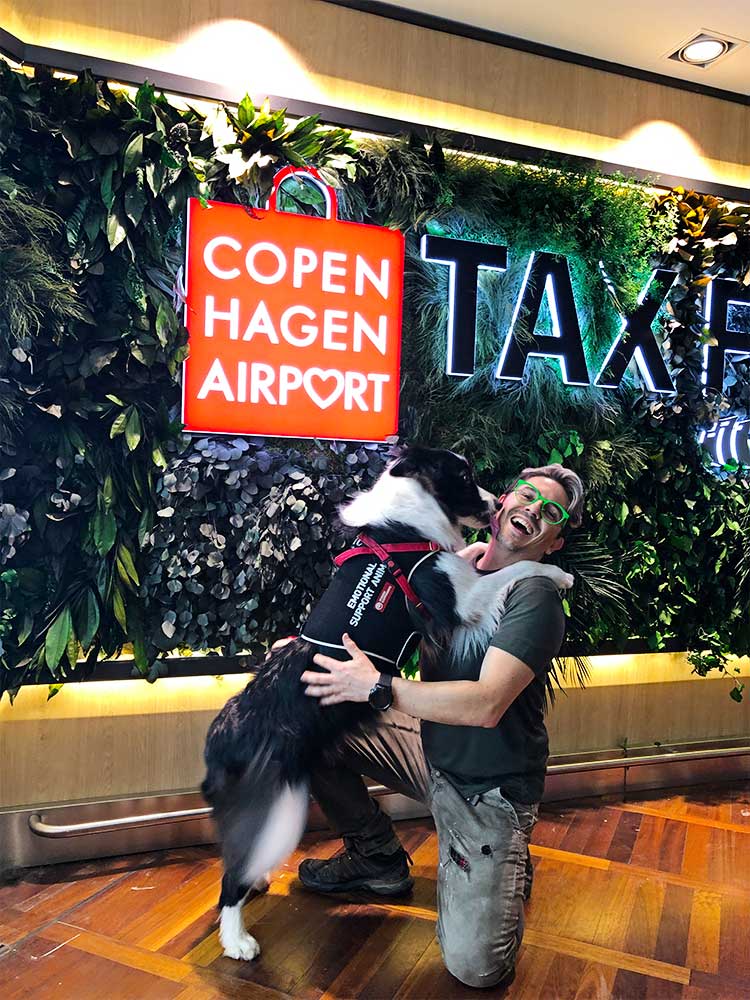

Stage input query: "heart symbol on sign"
[{"left": 303, "top": 368, "right": 345, "bottom": 409}]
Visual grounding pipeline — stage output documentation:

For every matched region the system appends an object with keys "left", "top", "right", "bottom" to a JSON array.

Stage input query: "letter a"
[
  {"left": 197, "top": 358, "right": 234, "bottom": 400},
  {"left": 496, "top": 253, "right": 589, "bottom": 385}
]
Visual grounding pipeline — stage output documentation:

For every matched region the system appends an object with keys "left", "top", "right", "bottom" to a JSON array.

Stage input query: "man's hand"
[{"left": 301, "top": 633, "right": 379, "bottom": 706}]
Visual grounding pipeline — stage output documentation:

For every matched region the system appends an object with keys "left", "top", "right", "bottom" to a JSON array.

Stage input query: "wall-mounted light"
[{"left": 668, "top": 31, "right": 742, "bottom": 69}]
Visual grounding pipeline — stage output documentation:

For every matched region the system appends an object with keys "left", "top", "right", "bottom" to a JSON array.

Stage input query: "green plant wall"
[{"left": 1, "top": 64, "right": 749, "bottom": 697}]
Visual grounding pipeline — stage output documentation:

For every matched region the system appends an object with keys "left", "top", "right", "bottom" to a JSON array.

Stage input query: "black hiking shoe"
[{"left": 298, "top": 846, "right": 413, "bottom": 897}]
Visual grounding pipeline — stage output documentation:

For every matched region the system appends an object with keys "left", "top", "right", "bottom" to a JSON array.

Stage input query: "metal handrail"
[
  {"left": 27, "top": 743, "right": 750, "bottom": 839},
  {"left": 28, "top": 805, "right": 213, "bottom": 839},
  {"left": 547, "top": 744, "right": 750, "bottom": 774}
]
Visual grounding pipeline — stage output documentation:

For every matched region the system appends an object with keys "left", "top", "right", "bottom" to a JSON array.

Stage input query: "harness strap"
[{"left": 333, "top": 534, "right": 442, "bottom": 621}]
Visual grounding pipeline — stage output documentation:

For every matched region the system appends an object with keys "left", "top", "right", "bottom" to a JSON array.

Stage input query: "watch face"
[{"left": 369, "top": 683, "right": 393, "bottom": 711}]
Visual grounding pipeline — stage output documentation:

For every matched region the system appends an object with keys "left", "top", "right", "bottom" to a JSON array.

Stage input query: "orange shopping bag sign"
[{"left": 182, "top": 166, "right": 405, "bottom": 441}]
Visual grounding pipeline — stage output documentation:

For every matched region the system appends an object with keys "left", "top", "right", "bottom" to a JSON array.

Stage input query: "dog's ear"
[
  {"left": 389, "top": 451, "right": 417, "bottom": 478},
  {"left": 388, "top": 452, "right": 417, "bottom": 476}
]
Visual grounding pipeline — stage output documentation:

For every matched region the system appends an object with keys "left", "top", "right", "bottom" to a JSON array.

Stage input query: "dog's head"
[{"left": 388, "top": 446, "right": 498, "bottom": 529}]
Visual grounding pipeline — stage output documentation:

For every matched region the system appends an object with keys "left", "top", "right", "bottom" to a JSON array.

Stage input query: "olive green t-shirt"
[{"left": 420, "top": 576, "right": 565, "bottom": 803}]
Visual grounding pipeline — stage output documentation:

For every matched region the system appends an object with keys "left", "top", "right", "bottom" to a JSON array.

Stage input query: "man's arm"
[
  {"left": 301, "top": 633, "right": 535, "bottom": 729},
  {"left": 392, "top": 647, "right": 534, "bottom": 727}
]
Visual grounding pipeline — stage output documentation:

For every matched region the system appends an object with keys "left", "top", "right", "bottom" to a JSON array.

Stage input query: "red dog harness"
[
  {"left": 334, "top": 534, "right": 441, "bottom": 621},
  {"left": 300, "top": 533, "right": 444, "bottom": 669}
]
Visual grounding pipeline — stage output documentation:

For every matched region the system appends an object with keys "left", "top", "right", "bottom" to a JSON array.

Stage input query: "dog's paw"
[
  {"left": 561, "top": 572, "right": 575, "bottom": 589},
  {"left": 222, "top": 931, "right": 261, "bottom": 961}
]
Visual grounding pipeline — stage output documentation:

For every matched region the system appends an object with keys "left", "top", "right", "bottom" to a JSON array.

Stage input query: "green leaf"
[
  {"left": 549, "top": 448, "right": 564, "bottom": 464},
  {"left": 90, "top": 130, "right": 120, "bottom": 156},
  {"left": 110, "top": 410, "right": 129, "bottom": 438},
  {"left": 237, "top": 94, "right": 255, "bottom": 128},
  {"left": 45, "top": 607, "right": 72, "bottom": 671},
  {"left": 93, "top": 509, "right": 117, "bottom": 556},
  {"left": 152, "top": 444, "right": 167, "bottom": 469},
  {"left": 125, "top": 407, "right": 142, "bottom": 451},
  {"left": 117, "top": 543, "right": 140, "bottom": 586},
  {"left": 106, "top": 209, "right": 127, "bottom": 250},
  {"left": 155, "top": 299, "right": 175, "bottom": 347},
  {"left": 112, "top": 585, "right": 128, "bottom": 633},
  {"left": 123, "top": 133, "right": 144, "bottom": 174},
  {"left": 124, "top": 179, "right": 147, "bottom": 226},
  {"left": 138, "top": 507, "right": 153, "bottom": 547},
  {"left": 78, "top": 590, "right": 100, "bottom": 649},
  {"left": 66, "top": 627, "right": 79, "bottom": 669},
  {"left": 100, "top": 160, "right": 116, "bottom": 211}
]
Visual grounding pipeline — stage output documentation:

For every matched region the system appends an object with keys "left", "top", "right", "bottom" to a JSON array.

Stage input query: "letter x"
[{"left": 595, "top": 269, "right": 677, "bottom": 393}]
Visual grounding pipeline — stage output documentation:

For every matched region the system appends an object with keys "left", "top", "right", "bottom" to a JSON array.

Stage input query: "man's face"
[{"left": 492, "top": 475, "right": 569, "bottom": 562}]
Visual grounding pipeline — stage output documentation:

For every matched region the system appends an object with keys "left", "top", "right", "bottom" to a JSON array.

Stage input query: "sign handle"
[{"left": 266, "top": 165, "right": 338, "bottom": 222}]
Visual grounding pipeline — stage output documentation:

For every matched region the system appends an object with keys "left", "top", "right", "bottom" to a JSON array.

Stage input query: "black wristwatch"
[{"left": 368, "top": 672, "right": 394, "bottom": 711}]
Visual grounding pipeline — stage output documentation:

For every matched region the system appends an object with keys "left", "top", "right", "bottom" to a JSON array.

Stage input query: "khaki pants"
[{"left": 309, "top": 710, "right": 538, "bottom": 989}]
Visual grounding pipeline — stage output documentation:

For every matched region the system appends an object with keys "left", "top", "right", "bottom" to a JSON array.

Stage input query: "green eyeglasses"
[{"left": 512, "top": 480, "right": 570, "bottom": 526}]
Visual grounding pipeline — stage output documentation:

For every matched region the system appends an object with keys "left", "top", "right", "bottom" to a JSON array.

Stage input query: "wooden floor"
[{"left": 2, "top": 782, "right": 750, "bottom": 999}]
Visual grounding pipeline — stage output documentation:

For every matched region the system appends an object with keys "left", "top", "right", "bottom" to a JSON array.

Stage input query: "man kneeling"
[{"left": 298, "top": 464, "right": 585, "bottom": 989}]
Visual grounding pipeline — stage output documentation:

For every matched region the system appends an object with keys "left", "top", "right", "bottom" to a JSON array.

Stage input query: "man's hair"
[{"left": 511, "top": 464, "right": 585, "bottom": 530}]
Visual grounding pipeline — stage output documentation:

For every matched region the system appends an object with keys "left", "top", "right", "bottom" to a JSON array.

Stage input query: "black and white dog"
[{"left": 202, "top": 446, "right": 573, "bottom": 960}]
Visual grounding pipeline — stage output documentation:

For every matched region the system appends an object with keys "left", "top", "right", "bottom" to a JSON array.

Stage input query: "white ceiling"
[{"left": 381, "top": 0, "right": 750, "bottom": 95}]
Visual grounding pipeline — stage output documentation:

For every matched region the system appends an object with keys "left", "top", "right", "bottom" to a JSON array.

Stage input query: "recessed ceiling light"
[
  {"left": 668, "top": 32, "right": 740, "bottom": 69},
  {"left": 681, "top": 38, "right": 728, "bottom": 64}
]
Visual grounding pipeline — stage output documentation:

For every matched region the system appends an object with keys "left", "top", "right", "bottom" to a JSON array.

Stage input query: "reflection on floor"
[{"left": 1, "top": 781, "right": 749, "bottom": 998}]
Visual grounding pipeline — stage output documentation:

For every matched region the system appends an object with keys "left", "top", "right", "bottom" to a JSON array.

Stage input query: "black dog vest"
[{"left": 301, "top": 534, "right": 442, "bottom": 672}]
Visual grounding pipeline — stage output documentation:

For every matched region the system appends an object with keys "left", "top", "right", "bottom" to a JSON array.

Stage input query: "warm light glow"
[
  {"left": 607, "top": 121, "right": 709, "bottom": 183},
  {"left": 680, "top": 39, "right": 728, "bottom": 64},
  {"left": 557, "top": 652, "right": 750, "bottom": 689},
  {"left": 168, "top": 19, "right": 315, "bottom": 101},
  {"left": 0, "top": 673, "right": 251, "bottom": 721}
]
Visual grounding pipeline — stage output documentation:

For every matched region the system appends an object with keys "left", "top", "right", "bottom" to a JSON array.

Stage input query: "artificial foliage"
[{"left": 0, "top": 62, "right": 749, "bottom": 698}]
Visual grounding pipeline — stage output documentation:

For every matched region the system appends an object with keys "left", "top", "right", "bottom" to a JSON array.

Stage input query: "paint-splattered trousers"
[{"left": 309, "top": 709, "right": 539, "bottom": 989}]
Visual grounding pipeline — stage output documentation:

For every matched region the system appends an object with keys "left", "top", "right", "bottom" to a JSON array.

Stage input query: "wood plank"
[
  {"left": 590, "top": 872, "right": 640, "bottom": 952},
  {"left": 318, "top": 909, "right": 417, "bottom": 999},
  {"left": 357, "top": 916, "right": 434, "bottom": 1000},
  {"left": 681, "top": 825, "right": 712, "bottom": 882},
  {"left": 653, "top": 884, "right": 693, "bottom": 968},
  {"left": 1, "top": 930, "right": 186, "bottom": 1000},
  {"left": 530, "top": 843, "right": 748, "bottom": 900},
  {"left": 607, "top": 810, "right": 643, "bottom": 864},
  {"left": 617, "top": 803, "right": 750, "bottom": 837},
  {"left": 559, "top": 810, "right": 601, "bottom": 855},
  {"left": 505, "top": 944, "right": 555, "bottom": 997},
  {"left": 623, "top": 880, "right": 666, "bottom": 961},
  {"left": 657, "top": 819, "right": 688, "bottom": 875},
  {"left": 629, "top": 814, "right": 667, "bottom": 870},
  {"left": 538, "top": 954, "right": 588, "bottom": 1000},
  {"left": 581, "top": 811, "right": 618, "bottom": 860},
  {"left": 717, "top": 892, "right": 750, "bottom": 982},
  {"left": 532, "top": 806, "right": 576, "bottom": 849},
  {"left": 685, "top": 890, "right": 722, "bottom": 975},
  {"left": 0, "top": 860, "right": 135, "bottom": 948},
  {"left": 35, "top": 921, "right": 290, "bottom": 999},
  {"left": 611, "top": 968, "right": 649, "bottom": 999},
  {"left": 522, "top": 928, "right": 691, "bottom": 985},
  {"left": 572, "top": 962, "right": 618, "bottom": 999}
]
